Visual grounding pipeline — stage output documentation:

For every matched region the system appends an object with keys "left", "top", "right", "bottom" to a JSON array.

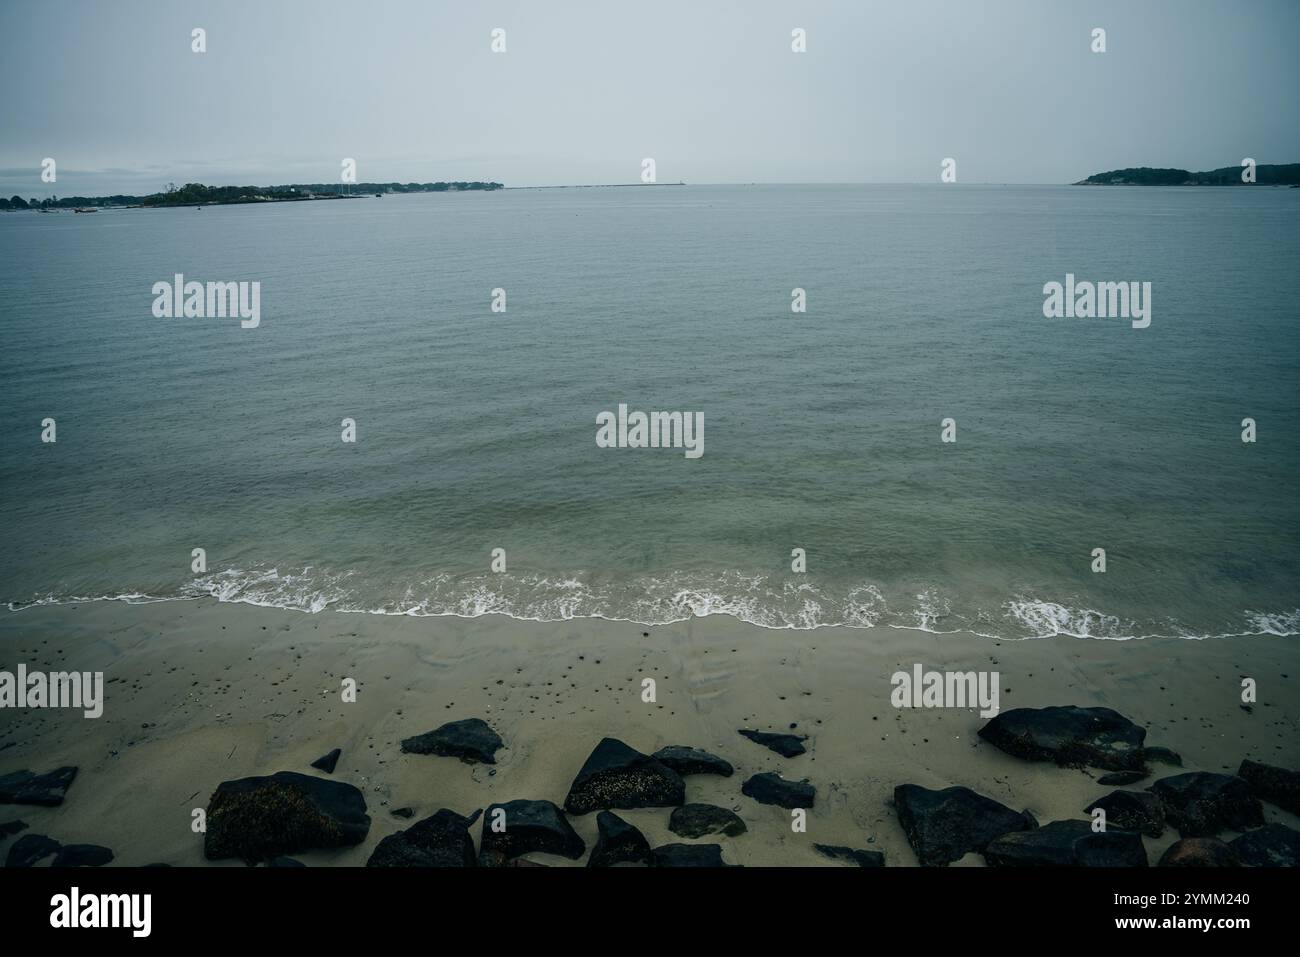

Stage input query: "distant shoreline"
[
  {"left": 1074, "top": 163, "right": 1300, "bottom": 186},
  {"left": 8, "top": 176, "right": 1300, "bottom": 213},
  {"left": 0, "top": 180, "right": 503, "bottom": 213}
]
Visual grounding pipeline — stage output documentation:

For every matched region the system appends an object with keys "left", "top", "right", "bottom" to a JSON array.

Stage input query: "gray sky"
[{"left": 2, "top": 0, "right": 1298, "bottom": 196}]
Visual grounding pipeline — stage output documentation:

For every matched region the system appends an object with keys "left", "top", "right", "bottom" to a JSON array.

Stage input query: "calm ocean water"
[{"left": 1, "top": 185, "right": 1297, "bottom": 639}]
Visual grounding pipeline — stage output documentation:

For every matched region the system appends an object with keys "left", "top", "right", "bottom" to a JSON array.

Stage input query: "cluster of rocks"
[
  {"left": 0, "top": 766, "right": 115, "bottom": 867},
  {"left": 886, "top": 705, "right": 1300, "bottom": 867},
  {"left": 4, "top": 706, "right": 1295, "bottom": 868},
  {"left": 6, "top": 834, "right": 114, "bottom": 869},
  {"left": 171, "top": 719, "right": 846, "bottom": 867},
  {"left": 362, "top": 727, "right": 839, "bottom": 867}
]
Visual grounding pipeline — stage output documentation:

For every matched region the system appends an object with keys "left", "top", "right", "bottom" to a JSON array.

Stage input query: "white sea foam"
[
  {"left": 183, "top": 567, "right": 347, "bottom": 614},
  {"left": 7, "top": 569, "right": 1297, "bottom": 641},
  {"left": 1244, "top": 609, "right": 1300, "bottom": 636},
  {"left": 1004, "top": 600, "right": 1133, "bottom": 640},
  {"left": 7, "top": 591, "right": 179, "bottom": 610}
]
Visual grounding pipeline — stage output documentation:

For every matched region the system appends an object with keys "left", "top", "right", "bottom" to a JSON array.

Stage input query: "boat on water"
[{"left": 73, "top": 207, "right": 97, "bottom": 213}]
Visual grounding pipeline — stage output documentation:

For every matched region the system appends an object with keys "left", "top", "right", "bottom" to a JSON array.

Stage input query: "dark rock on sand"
[
  {"left": 1148, "top": 772, "right": 1264, "bottom": 837},
  {"left": 0, "top": 766, "right": 78, "bottom": 806},
  {"left": 1098, "top": 770, "right": 1147, "bottom": 787},
  {"left": 390, "top": 807, "right": 415, "bottom": 819},
  {"left": 651, "top": 745, "right": 734, "bottom": 778},
  {"left": 6, "top": 833, "right": 61, "bottom": 868},
  {"left": 587, "top": 810, "right": 652, "bottom": 867},
  {"left": 894, "top": 784, "right": 1037, "bottom": 867},
  {"left": 204, "top": 770, "right": 371, "bottom": 863},
  {"left": 1085, "top": 790, "right": 1165, "bottom": 837},
  {"left": 268, "top": 856, "right": 306, "bottom": 867},
  {"left": 814, "top": 844, "right": 884, "bottom": 867},
  {"left": 400, "top": 717, "right": 503, "bottom": 765},
  {"left": 564, "top": 738, "right": 685, "bottom": 815},
  {"left": 978, "top": 706, "right": 1146, "bottom": 771},
  {"left": 1238, "top": 759, "right": 1300, "bottom": 815},
  {"left": 1159, "top": 838, "right": 1241, "bottom": 867},
  {"left": 310, "top": 748, "right": 342, "bottom": 774},
  {"left": 738, "top": 729, "right": 808, "bottom": 757},
  {"left": 1144, "top": 746, "right": 1183, "bottom": 767},
  {"left": 1229, "top": 823, "right": 1300, "bottom": 867},
  {"left": 669, "top": 803, "right": 747, "bottom": 838},
  {"left": 742, "top": 772, "right": 815, "bottom": 809},
  {"left": 985, "top": 819, "right": 1146, "bottom": 867},
  {"left": 479, "top": 799, "right": 584, "bottom": 863},
  {"left": 652, "top": 843, "right": 729, "bottom": 867},
  {"left": 366, "top": 808, "right": 481, "bottom": 867},
  {"left": 0, "top": 820, "right": 28, "bottom": 838},
  {"left": 51, "top": 844, "right": 114, "bottom": 867}
]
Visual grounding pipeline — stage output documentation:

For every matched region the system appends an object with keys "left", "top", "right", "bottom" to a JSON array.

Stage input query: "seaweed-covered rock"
[
  {"left": 742, "top": 772, "right": 815, "bottom": 809},
  {"left": 5, "top": 833, "right": 61, "bottom": 868},
  {"left": 0, "top": 767, "right": 78, "bottom": 806},
  {"left": 1238, "top": 759, "right": 1300, "bottom": 816},
  {"left": 51, "top": 844, "right": 114, "bottom": 868},
  {"left": 978, "top": 706, "right": 1146, "bottom": 771},
  {"left": 1148, "top": 772, "right": 1264, "bottom": 837},
  {"left": 1159, "top": 838, "right": 1240, "bottom": 867},
  {"left": 1229, "top": 823, "right": 1300, "bottom": 868},
  {"left": 400, "top": 718, "right": 503, "bottom": 765},
  {"left": 1085, "top": 790, "right": 1165, "bottom": 837},
  {"left": 587, "top": 810, "right": 651, "bottom": 867},
  {"left": 652, "top": 843, "right": 729, "bottom": 867},
  {"left": 984, "top": 819, "right": 1146, "bottom": 867},
  {"left": 563, "top": 738, "right": 684, "bottom": 815},
  {"left": 204, "top": 771, "right": 371, "bottom": 863},
  {"left": 814, "top": 844, "right": 884, "bottom": 867},
  {"left": 738, "top": 729, "right": 808, "bottom": 757},
  {"left": 668, "top": 803, "right": 747, "bottom": 838},
  {"left": 479, "top": 799, "right": 584, "bottom": 863},
  {"left": 651, "top": 746, "right": 734, "bottom": 778},
  {"left": 367, "top": 808, "right": 480, "bottom": 867},
  {"left": 894, "top": 784, "right": 1036, "bottom": 867}
]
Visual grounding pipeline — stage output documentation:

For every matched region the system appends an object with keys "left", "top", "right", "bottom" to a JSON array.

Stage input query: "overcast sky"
[{"left": 2, "top": 0, "right": 1298, "bottom": 196}]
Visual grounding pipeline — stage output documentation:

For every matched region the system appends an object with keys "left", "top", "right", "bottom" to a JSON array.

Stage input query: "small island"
[
  {"left": 1, "top": 180, "right": 503, "bottom": 212},
  {"left": 1075, "top": 163, "right": 1300, "bottom": 186}
]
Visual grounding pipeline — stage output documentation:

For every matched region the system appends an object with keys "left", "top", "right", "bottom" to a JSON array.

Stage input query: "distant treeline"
[
  {"left": 1, "top": 180, "right": 504, "bottom": 210},
  {"left": 3, "top": 193, "right": 140, "bottom": 210},
  {"left": 1076, "top": 164, "right": 1300, "bottom": 185}
]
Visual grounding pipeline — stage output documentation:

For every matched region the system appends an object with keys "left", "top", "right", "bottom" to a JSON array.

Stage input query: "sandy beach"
[{"left": 2, "top": 599, "right": 1296, "bottom": 867}]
